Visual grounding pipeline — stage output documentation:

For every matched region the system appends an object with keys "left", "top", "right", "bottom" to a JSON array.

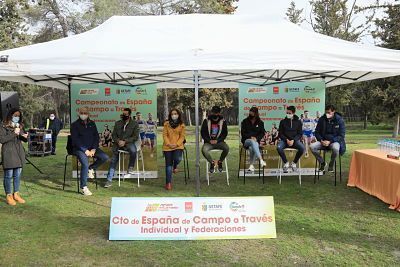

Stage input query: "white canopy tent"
[{"left": 1, "top": 14, "right": 400, "bottom": 195}]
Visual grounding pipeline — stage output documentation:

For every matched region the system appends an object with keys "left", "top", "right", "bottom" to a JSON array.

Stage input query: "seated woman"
[
  {"left": 162, "top": 108, "right": 186, "bottom": 190},
  {"left": 240, "top": 107, "right": 267, "bottom": 172}
]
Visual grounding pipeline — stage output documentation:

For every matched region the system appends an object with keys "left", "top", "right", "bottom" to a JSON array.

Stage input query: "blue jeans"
[
  {"left": 107, "top": 144, "right": 137, "bottom": 182},
  {"left": 3, "top": 168, "right": 22, "bottom": 195},
  {"left": 276, "top": 140, "right": 305, "bottom": 164},
  {"left": 243, "top": 139, "right": 262, "bottom": 164},
  {"left": 164, "top": 150, "right": 183, "bottom": 184},
  {"left": 75, "top": 148, "right": 109, "bottom": 188}
]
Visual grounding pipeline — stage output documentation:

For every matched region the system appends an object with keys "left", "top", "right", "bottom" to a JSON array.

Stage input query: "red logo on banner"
[
  {"left": 105, "top": 87, "right": 111, "bottom": 96},
  {"left": 185, "top": 202, "right": 193, "bottom": 213},
  {"left": 273, "top": 87, "right": 279, "bottom": 94}
]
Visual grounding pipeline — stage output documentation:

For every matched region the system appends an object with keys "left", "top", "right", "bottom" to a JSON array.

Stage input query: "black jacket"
[
  {"left": 112, "top": 118, "right": 140, "bottom": 146},
  {"left": 71, "top": 118, "right": 99, "bottom": 152},
  {"left": 240, "top": 117, "right": 265, "bottom": 144},
  {"left": 315, "top": 113, "right": 346, "bottom": 155},
  {"left": 40, "top": 117, "right": 63, "bottom": 135},
  {"left": 278, "top": 115, "right": 303, "bottom": 141},
  {"left": 201, "top": 116, "right": 228, "bottom": 143}
]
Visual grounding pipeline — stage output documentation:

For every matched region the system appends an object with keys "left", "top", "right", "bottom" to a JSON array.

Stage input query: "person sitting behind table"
[{"left": 71, "top": 107, "right": 109, "bottom": 195}]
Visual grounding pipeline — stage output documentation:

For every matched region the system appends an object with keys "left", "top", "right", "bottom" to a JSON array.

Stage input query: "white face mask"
[
  {"left": 79, "top": 114, "right": 88, "bottom": 121},
  {"left": 286, "top": 114, "right": 294, "bottom": 119},
  {"left": 50, "top": 116, "right": 55, "bottom": 120},
  {"left": 326, "top": 113, "right": 333, "bottom": 119},
  {"left": 171, "top": 115, "right": 179, "bottom": 121}
]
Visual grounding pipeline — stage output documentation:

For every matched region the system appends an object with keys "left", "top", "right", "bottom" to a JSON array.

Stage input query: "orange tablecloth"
[{"left": 348, "top": 149, "right": 400, "bottom": 212}]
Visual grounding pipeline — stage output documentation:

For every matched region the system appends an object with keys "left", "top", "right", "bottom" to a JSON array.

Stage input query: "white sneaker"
[
  {"left": 248, "top": 164, "right": 255, "bottom": 172},
  {"left": 88, "top": 169, "right": 95, "bottom": 179},
  {"left": 290, "top": 162, "right": 298, "bottom": 172},
  {"left": 283, "top": 162, "right": 290, "bottom": 173},
  {"left": 81, "top": 186, "right": 93, "bottom": 196},
  {"left": 260, "top": 160, "right": 267, "bottom": 168}
]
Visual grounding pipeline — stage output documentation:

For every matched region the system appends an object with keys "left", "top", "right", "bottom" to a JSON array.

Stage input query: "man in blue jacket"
[
  {"left": 71, "top": 107, "right": 109, "bottom": 196},
  {"left": 311, "top": 105, "right": 346, "bottom": 172}
]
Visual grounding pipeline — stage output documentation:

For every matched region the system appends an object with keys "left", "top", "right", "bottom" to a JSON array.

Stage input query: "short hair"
[
  {"left": 304, "top": 110, "right": 309, "bottom": 113},
  {"left": 287, "top": 106, "right": 296, "bottom": 113},
  {"left": 325, "top": 104, "right": 336, "bottom": 111},
  {"left": 124, "top": 108, "right": 132, "bottom": 115},
  {"left": 211, "top": 106, "right": 221, "bottom": 113},
  {"left": 78, "top": 107, "right": 89, "bottom": 113},
  {"left": 136, "top": 112, "right": 141, "bottom": 115}
]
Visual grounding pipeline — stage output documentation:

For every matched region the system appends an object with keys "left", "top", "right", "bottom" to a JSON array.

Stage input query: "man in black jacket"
[
  {"left": 40, "top": 113, "right": 63, "bottom": 155},
  {"left": 277, "top": 106, "right": 305, "bottom": 173},
  {"left": 311, "top": 105, "right": 346, "bottom": 172},
  {"left": 201, "top": 106, "right": 229, "bottom": 173}
]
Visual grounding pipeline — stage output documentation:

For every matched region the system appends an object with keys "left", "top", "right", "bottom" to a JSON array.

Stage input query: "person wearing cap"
[
  {"left": 201, "top": 106, "right": 229, "bottom": 173},
  {"left": 40, "top": 113, "right": 63, "bottom": 155},
  {"left": 240, "top": 106, "right": 267, "bottom": 171},
  {"left": 71, "top": 107, "right": 109, "bottom": 196},
  {"left": 277, "top": 106, "right": 305, "bottom": 173}
]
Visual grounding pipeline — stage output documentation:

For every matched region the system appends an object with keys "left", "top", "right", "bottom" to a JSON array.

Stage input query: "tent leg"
[{"left": 194, "top": 70, "right": 201, "bottom": 197}]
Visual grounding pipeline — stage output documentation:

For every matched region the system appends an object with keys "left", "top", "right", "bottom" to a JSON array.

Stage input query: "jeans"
[
  {"left": 276, "top": 140, "right": 305, "bottom": 164},
  {"left": 75, "top": 148, "right": 109, "bottom": 188},
  {"left": 107, "top": 144, "right": 137, "bottom": 182},
  {"left": 243, "top": 139, "right": 262, "bottom": 164},
  {"left": 310, "top": 141, "right": 340, "bottom": 164},
  {"left": 202, "top": 142, "right": 230, "bottom": 164},
  {"left": 164, "top": 150, "right": 183, "bottom": 184},
  {"left": 52, "top": 134, "right": 57, "bottom": 153},
  {"left": 3, "top": 168, "right": 22, "bottom": 195}
]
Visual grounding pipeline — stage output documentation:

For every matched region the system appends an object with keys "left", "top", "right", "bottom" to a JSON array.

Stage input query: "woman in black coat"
[
  {"left": 0, "top": 108, "right": 28, "bottom": 206},
  {"left": 240, "top": 107, "right": 267, "bottom": 171}
]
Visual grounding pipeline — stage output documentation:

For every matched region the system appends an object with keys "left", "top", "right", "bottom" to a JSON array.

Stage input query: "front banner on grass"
[{"left": 109, "top": 197, "right": 276, "bottom": 240}]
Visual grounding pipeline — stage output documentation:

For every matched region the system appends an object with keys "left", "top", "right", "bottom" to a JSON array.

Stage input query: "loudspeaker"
[{"left": 0, "top": 91, "right": 19, "bottom": 121}]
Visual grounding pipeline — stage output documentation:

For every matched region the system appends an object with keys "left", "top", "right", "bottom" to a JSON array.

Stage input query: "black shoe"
[
  {"left": 319, "top": 162, "right": 327, "bottom": 172},
  {"left": 209, "top": 163, "right": 215, "bottom": 173},
  {"left": 218, "top": 161, "right": 223, "bottom": 172},
  {"left": 104, "top": 181, "right": 112, "bottom": 188},
  {"left": 51, "top": 152, "right": 56, "bottom": 155},
  {"left": 328, "top": 162, "right": 335, "bottom": 172}
]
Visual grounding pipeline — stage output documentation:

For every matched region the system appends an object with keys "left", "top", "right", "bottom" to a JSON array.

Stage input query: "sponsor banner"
[
  {"left": 109, "top": 197, "right": 276, "bottom": 240},
  {"left": 70, "top": 83, "right": 158, "bottom": 178},
  {"left": 239, "top": 82, "right": 325, "bottom": 176}
]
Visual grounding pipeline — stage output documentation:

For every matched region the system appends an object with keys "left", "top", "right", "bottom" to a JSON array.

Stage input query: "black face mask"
[
  {"left": 120, "top": 114, "right": 129, "bottom": 121},
  {"left": 248, "top": 114, "right": 255, "bottom": 119},
  {"left": 210, "top": 115, "right": 219, "bottom": 121}
]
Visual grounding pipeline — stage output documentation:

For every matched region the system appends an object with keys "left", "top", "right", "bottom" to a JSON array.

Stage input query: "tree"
[{"left": 286, "top": 1, "right": 304, "bottom": 25}]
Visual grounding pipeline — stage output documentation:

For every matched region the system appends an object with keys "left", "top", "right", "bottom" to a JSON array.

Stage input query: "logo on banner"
[
  {"left": 135, "top": 87, "right": 147, "bottom": 95},
  {"left": 248, "top": 88, "right": 267, "bottom": 94},
  {"left": 116, "top": 89, "right": 132, "bottom": 94},
  {"left": 273, "top": 87, "right": 279, "bottom": 94},
  {"left": 79, "top": 89, "right": 99, "bottom": 95},
  {"left": 201, "top": 203, "right": 223, "bottom": 212},
  {"left": 284, "top": 87, "right": 300, "bottom": 93},
  {"left": 185, "top": 202, "right": 193, "bottom": 213},
  {"left": 230, "top": 202, "right": 246, "bottom": 212},
  {"left": 105, "top": 87, "right": 111, "bottom": 96},
  {"left": 145, "top": 203, "right": 178, "bottom": 212},
  {"left": 304, "top": 86, "right": 317, "bottom": 93}
]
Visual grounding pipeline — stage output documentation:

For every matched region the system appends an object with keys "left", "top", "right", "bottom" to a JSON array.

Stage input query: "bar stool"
[
  {"left": 313, "top": 149, "right": 342, "bottom": 186},
  {"left": 182, "top": 146, "right": 190, "bottom": 184},
  {"left": 277, "top": 148, "right": 302, "bottom": 185},
  {"left": 205, "top": 151, "right": 230, "bottom": 186},
  {"left": 118, "top": 145, "right": 145, "bottom": 187},
  {"left": 237, "top": 146, "right": 266, "bottom": 184}
]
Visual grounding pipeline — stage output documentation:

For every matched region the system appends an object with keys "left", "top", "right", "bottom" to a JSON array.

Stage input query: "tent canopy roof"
[{"left": 0, "top": 14, "right": 399, "bottom": 89}]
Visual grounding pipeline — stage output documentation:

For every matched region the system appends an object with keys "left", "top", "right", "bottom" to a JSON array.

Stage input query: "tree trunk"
[
  {"left": 393, "top": 113, "right": 400, "bottom": 138},
  {"left": 202, "top": 110, "right": 207, "bottom": 121},
  {"left": 186, "top": 108, "right": 192, "bottom": 126},
  {"left": 363, "top": 112, "right": 368, "bottom": 130},
  {"left": 163, "top": 89, "right": 169, "bottom": 122},
  {"left": 49, "top": 0, "right": 69, "bottom": 37}
]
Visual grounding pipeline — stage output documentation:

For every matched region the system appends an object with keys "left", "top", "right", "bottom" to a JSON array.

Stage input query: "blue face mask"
[{"left": 12, "top": 116, "right": 20, "bottom": 123}]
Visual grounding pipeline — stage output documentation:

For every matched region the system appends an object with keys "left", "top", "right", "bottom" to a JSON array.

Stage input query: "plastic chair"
[
  {"left": 277, "top": 148, "right": 302, "bottom": 185},
  {"left": 205, "top": 151, "right": 229, "bottom": 186}
]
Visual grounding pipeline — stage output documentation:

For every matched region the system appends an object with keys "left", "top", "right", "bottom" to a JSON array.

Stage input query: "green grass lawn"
[{"left": 0, "top": 126, "right": 399, "bottom": 266}]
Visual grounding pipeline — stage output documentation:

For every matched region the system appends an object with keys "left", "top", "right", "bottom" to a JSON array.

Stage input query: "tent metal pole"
[
  {"left": 68, "top": 78, "right": 72, "bottom": 126},
  {"left": 194, "top": 70, "right": 201, "bottom": 197}
]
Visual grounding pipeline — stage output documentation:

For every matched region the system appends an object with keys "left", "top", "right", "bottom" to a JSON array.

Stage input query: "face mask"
[
  {"left": 171, "top": 115, "right": 179, "bottom": 121},
  {"left": 121, "top": 114, "right": 129, "bottom": 121},
  {"left": 12, "top": 116, "right": 20, "bottom": 123},
  {"left": 286, "top": 114, "right": 294, "bottom": 119},
  {"left": 210, "top": 115, "right": 219, "bottom": 121},
  {"left": 50, "top": 116, "right": 55, "bottom": 120},
  {"left": 326, "top": 113, "right": 333, "bottom": 119},
  {"left": 248, "top": 114, "right": 255, "bottom": 119},
  {"left": 79, "top": 114, "right": 88, "bottom": 121}
]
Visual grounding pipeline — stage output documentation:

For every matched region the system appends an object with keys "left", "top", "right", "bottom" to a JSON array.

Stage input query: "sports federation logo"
[
  {"left": 230, "top": 202, "right": 246, "bottom": 212},
  {"left": 201, "top": 203, "right": 208, "bottom": 211}
]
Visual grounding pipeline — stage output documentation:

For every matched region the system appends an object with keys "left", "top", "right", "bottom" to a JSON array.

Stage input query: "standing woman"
[
  {"left": 162, "top": 109, "right": 185, "bottom": 190},
  {"left": 0, "top": 108, "right": 28, "bottom": 206},
  {"left": 240, "top": 106, "right": 267, "bottom": 171}
]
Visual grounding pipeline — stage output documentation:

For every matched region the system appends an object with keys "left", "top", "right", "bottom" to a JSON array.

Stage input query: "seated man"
[
  {"left": 71, "top": 107, "right": 109, "bottom": 196},
  {"left": 311, "top": 105, "right": 346, "bottom": 172},
  {"left": 104, "top": 108, "right": 140, "bottom": 188},
  {"left": 277, "top": 106, "right": 305, "bottom": 172},
  {"left": 201, "top": 106, "right": 229, "bottom": 173}
]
